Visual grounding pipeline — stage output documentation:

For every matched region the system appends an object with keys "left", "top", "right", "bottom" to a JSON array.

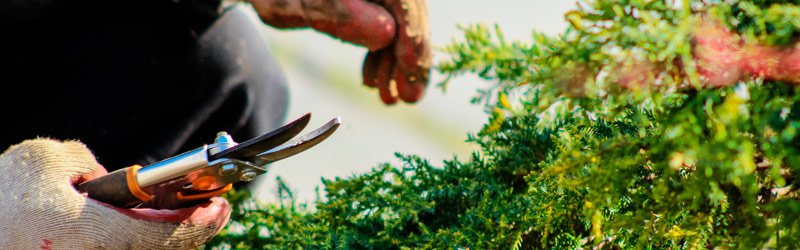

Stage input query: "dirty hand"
[
  {"left": 0, "top": 139, "right": 230, "bottom": 249},
  {"left": 250, "top": 0, "right": 432, "bottom": 104}
]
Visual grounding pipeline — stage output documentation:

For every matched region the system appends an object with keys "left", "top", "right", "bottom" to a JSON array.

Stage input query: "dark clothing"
[{"left": 0, "top": 2, "right": 289, "bottom": 170}]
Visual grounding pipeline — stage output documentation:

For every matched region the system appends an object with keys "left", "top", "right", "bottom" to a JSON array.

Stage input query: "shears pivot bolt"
[
  {"left": 240, "top": 170, "right": 257, "bottom": 182},
  {"left": 219, "top": 164, "right": 238, "bottom": 176}
]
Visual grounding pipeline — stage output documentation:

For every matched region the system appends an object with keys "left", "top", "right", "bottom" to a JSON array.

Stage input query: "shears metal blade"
[
  {"left": 76, "top": 113, "right": 341, "bottom": 209},
  {"left": 209, "top": 113, "right": 311, "bottom": 161},
  {"left": 256, "top": 117, "right": 340, "bottom": 164}
]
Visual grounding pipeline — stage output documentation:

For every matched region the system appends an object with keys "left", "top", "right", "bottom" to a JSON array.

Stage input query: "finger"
[
  {"left": 85, "top": 196, "right": 231, "bottom": 249},
  {"left": 380, "top": 0, "right": 431, "bottom": 102},
  {"left": 393, "top": 57, "right": 430, "bottom": 104},
  {"left": 394, "top": 68, "right": 426, "bottom": 103},
  {"left": 58, "top": 140, "right": 109, "bottom": 185},
  {"left": 362, "top": 49, "right": 395, "bottom": 87},
  {"left": 374, "top": 53, "right": 399, "bottom": 105},
  {"left": 378, "top": 79, "right": 399, "bottom": 105},
  {"left": 362, "top": 51, "right": 381, "bottom": 87},
  {"left": 381, "top": 0, "right": 431, "bottom": 68},
  {"left": 301, "top": 0, "right": 397, "bottom": 51},
  {"left": 250, "top": 0, "right": 310, "bottom": 28},
  {"left": 71, "top": 164, "right": 108, "bottom": 186}
]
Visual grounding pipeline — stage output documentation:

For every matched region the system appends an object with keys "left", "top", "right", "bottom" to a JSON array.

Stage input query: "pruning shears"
[{"left": 77, "top": 113, "right": 340, "bottom": 209}]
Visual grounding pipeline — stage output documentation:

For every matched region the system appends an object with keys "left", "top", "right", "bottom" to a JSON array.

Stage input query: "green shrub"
[{"left": 208, "top": 1, "right": 800, "bottom": 248}]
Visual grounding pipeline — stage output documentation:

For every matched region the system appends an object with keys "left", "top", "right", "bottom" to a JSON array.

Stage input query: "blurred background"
[{"left": 251, "top": 1, "right": 574, "bottom": 202}]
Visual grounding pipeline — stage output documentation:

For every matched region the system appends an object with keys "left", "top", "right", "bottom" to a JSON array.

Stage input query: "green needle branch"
[{"left": 208, "top": 1, "right": 800, "bottom": 248}]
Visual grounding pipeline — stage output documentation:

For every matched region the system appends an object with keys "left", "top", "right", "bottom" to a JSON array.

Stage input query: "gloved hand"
[
  {"left": 0, "top": 139, "right": 230, "bottom": 249},
  {"left": 250, "top": 0, "right": 432, "bottom": 104}
]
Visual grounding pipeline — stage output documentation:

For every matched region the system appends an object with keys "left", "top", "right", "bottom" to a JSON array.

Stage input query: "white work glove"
[{"left": 0, "top": 139, "right": 231, "bottom": 249}]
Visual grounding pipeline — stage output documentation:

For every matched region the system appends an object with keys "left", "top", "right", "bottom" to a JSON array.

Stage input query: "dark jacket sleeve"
[{"left": 0, "top": 0, "right": 64, "bottom": 25}]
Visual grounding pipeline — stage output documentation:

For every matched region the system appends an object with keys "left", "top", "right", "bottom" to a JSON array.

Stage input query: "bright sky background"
[{"left": 251, "top": 1, "right": 575, "bottom": 202}]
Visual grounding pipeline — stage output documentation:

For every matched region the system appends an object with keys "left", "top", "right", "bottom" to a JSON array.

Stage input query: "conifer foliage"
[{"left": 209, "top": 1, "right": 800, "bottom": 248}]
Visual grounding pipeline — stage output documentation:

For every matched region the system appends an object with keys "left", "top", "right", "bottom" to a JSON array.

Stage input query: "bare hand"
[{"left": 250, "top": 0, "right": 431, "bottom": 104}]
